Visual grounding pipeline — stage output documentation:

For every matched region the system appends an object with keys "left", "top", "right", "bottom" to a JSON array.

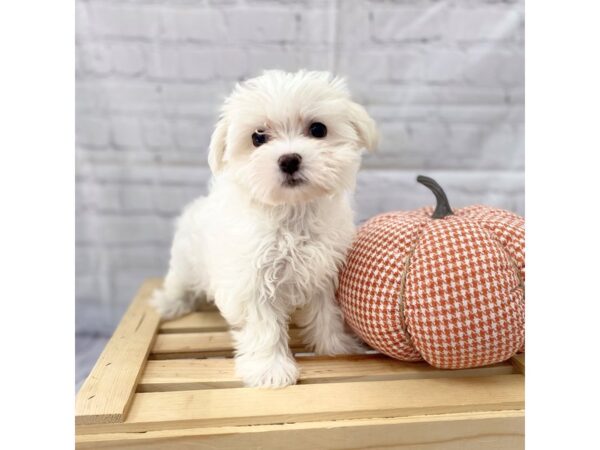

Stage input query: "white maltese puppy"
[{"left": 151, "top": 70, "right": 378, "bottom": 388}]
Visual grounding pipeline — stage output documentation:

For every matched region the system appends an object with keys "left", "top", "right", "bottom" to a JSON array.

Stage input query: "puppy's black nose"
[{"left": 278, "top": 153, "right": 302, "bottom": 175}]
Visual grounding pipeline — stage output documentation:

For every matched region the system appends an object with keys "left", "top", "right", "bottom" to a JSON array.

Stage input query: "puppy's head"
[{"left": 208, "top": 70, "right": 378, "bottom": 205}]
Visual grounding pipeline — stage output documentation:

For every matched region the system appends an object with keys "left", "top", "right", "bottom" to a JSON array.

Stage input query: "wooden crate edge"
[
  {"left": 76, "top": 410, "right": 524, "bottom": 450},
  {"left": 75, "top": 278, "right": 162, "bottom": 425}
]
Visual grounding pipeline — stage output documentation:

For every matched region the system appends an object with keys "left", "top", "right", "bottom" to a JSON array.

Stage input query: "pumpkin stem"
[{"left": 417, "top": 175, "right": 454, "bottom": 219}]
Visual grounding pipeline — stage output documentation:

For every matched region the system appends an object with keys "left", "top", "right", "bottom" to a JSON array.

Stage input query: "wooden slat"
[
  {"left": 151, "top": 328, "right": 306, "bottom": 358},
  {"left": 75, "top": 278, "right": 162, "bottom": 425},
  {"left": 159, "top": 310, "right": 302, "bottom": 333},
  {"left": 159, "top": 311, "right": 228, "bottom": 333},
  {"left": 139, "top": 354, "right": 516, "bottom": 392},
  {"left": 511, "top": 353, "right": 525, "bottom": 374},
  {"left": 76, "top": 374, "right": 524, "bottom": 434},
  {"left": 76, "top": 410, "right": 524, "bottom": 450}
]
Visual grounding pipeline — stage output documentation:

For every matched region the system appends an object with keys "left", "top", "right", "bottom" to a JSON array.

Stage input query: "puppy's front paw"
[
  {"left": 150, "top": 289, "right": 194, "bottom": 321},
  {"left": 236, "top": 354, "right": 299, "bottom": 388},
  {"left": 316, "top": 331, "right": 365, "bottom": 356}
]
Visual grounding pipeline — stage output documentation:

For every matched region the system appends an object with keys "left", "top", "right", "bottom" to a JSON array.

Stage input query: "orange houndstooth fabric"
[{"left": 337, "top": 205, "right": 525, "bottom": 369}]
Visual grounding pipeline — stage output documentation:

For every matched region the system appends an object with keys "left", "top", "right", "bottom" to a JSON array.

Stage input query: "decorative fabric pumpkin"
[{"left": 337, "top": 176, "right": 525, "bottom": 369}]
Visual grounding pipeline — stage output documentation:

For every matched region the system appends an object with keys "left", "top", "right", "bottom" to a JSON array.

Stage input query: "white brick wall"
[{"left": 76, "top": 0, "right": 524, "bottom": 336}]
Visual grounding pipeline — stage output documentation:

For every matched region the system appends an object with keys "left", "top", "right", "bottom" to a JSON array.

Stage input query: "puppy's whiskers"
[{"left": 282, "top": 174, "right": 306, "bottom": 187}]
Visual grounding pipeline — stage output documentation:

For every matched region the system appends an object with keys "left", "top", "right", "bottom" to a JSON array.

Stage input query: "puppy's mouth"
[{"left": 282, "top": 174, "right": 306, "bottom": 188}]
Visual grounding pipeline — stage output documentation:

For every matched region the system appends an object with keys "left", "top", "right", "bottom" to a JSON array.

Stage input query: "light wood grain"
[
  {"left": 76, "top": 278, "right": 526, "bottom": 448},
  {"left": 139, "top": 355, "right": 516, "bottom": 391},
  {"left": 76, "top": 410, "right": 524, "bottom": 450},
  {"left": 75, "top": 278, "right": 162, "bottom": 425},
  {"left": 77, "top": 374, "right": 524, "bottom": 434},
  {"left": 159, "top": 312, "right": 228, "bottom": 333},
  {"left": 151, "top": 328, "right": 306, "bottom": 358},
  {"left": 511, "top": 353, "right": 525, "bottom": 374},
  {"left": 159, "top": 311, "right": 302, "bottom": 333}
]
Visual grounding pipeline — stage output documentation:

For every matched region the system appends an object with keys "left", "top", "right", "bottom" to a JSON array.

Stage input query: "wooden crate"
[{"left": 75, "top": 279, "right": 525, "bottom": 449}]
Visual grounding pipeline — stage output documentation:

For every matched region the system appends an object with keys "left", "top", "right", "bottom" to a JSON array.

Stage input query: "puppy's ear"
[
  {"left": 348, "top": 102, "right": 379, "bottom": 152},
  {"left": 208, "top": 117, "right": 228, "bottom": 174}
]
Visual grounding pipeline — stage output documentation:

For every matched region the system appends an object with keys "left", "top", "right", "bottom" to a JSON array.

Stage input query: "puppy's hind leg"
[
  {"left": 297, "top": 284, "right": 364, "bottom": 355},
  {"left": 150, "top": 269, "right": 197, "bottom": 320}
]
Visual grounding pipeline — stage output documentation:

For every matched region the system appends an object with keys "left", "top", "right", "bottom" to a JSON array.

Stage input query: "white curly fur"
[{"left": 151, "top": 70, "right": 378, "bottom": 388}]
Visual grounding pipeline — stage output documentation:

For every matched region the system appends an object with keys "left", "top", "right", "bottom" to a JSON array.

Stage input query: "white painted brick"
[
  {"left": 99, "top": 186, "right": 123, "bottom": 212},
  {"left": 180, "top": 48, "right": 216, "bottom": 81},
  {"left": 446, "top": 7, "right": 522, "bottom": 42},
  {"left": 77, "top": 183, "right": 100, "bottom": 211},
  {"left": 337, "top": 50, "right": 389, "bottom": 82},
  {"left": 298, "top": 9, "right": 334, "bottom": 44},
  {"left": 390, "top": 47, "right": 470, "bottom": 83},
  {"left": 90, "top": 81, "right": 163, "bottom": 114},
  {"left": 368, "top": 104, "right": 437, "bottom": 123},
  {"left": 246, "top": 47, "right": 298, "bottom": 74},
  {"left": 82, "top": 165, "right": 210, "bottom": 194},
  {"left": 159, "top": 8, "right": 226, "bottom": 42},
  {"left": 371, "top": 6, "right": 446, "bottom": 43},
  {"left": 155, "top": 165, "right": 211, "bottom": 187},
  {"left": 371, "top": 4, "right": 522, "bottom": 44},
  {"left": 388, "top": 49, "right": 425, "bottom": 82},
  {"left": 443, "top": 104, "right": 524, "bottom": 125},
  {"left": 174, "top": 119, "right": 212, "bottom": 151},
  {"left": 435, "top": 86, "right": 508, "bottom": 105},
  {"left": 119, "top": 185, "right": 155, "bottom": 213},
  {"left": 498, "top": 50, "right": 525, "bottom": 86},
  {"left": 154, "top": 83, "right": 228, "bottom": 116},
  {"left": 479, "top": 124, "right": 524, "bottom": 169},
  {"left": 86, "top": 3, "right": 160, "bottom": 39},
  {"left": 78, "top": 43, "right": 111, "bottom": 76},
  {"left": 421, "top": 48, "right": 467, "bottom": 83},
  {"left": 112, "top": 269, "right": 165, "bottom": 313},
  {"left": 76, "top": 116, "right": 110, "bottom": 148},
  {"left": 351, "top": 84, "right": 437, "bottom": 105},
  {"left": 75, "top": 0, "right": 91, "bottom": 40},
  {"left": 464, "top": 47, "right": 524, "bottom": 87},
  {"left": 215, "top": 48, "right": 250, "bottom": 80},
  {"left": 147, "top": 46, "right": 180, "bottom": 80},
  {"left": 141, "top": 117, "right": 174, "bottom": 151},
  {"left": 76, "top": 247, "right": 99, "bottom": 275},
  {"left": 76, "top": 274, "right": 102, "bottom": 304},
  {"left": 110, "top": 116, "right": 143, "bottom": 149},
  {"left": 297, "top": 48, "right": 334, "bottom": 72},
  {"left": 226, "top": 8, "right": 297, "bottom": 43},
  {"left": 76, "top": 217, "right": 97, "bottom": 245},
  {"left": 90, "top": 164, "right": 153, "bottom": 184},
  {"left": 336, "top": 0, "right": 370, "bottom": 46},
  {"left": 76, "top": 302, "right": 116, "bottom": 336},
  {"left": 75, "top": 0, "right": 525, "bottom": 340},
  {"left": 110, "top": 44, "right": 145, "bottom": 76},
  {"left": 106, "top": 247, "right": 168, "bottom": 270},
  {"left": 98, "top": 216, "right": 171, "bottom": 245},
  {"left": 153, "top": 186, "right": 200, "bottom": 215},
  {"left": 369, "top": 121, "right": 522, "bottom": 171},
  {"left": 80, "top": 183, "right": 121, "bottom": 212},
  {"left": 76, "top": 82, "right": 110, "bottom": 114}
]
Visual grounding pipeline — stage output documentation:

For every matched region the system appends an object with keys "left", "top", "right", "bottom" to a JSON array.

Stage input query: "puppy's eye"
[
  {"left": 308, "top": 122, "right": 327, "bottom": 138},
  {"left": 252, "top": 131, "right": 268, "bottom": 147}
]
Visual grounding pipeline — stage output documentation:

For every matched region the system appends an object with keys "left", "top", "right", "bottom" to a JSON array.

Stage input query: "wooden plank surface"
[
  {"left": 77, "top": 374, "right": 524, "bottom": 434},
  {"left": 151, "top": 328, "right": 306, "bottom": 358},
  {"left": 75, "top": 278, "right": 162, "bottom": 425},
  {"left": 511, "top": 353, "right": 525, "bottom": 374},
  {"left": 76, "top": 410, "right": 524, "bottom": 450},
  {"left": 139, "top": 355, "right": 516, "bottom": 391},
  {"left": 159, "top": 310, "right": 301, "bottom": 333},
  {"left": 159, "top": 311, "right": 228, "bottom": 333}
]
